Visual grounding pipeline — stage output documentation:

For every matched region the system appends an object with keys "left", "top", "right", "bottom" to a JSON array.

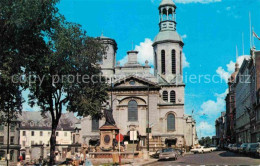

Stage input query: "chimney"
[{"left": 127, "top": 51, "right": 138, "bottom": 64}]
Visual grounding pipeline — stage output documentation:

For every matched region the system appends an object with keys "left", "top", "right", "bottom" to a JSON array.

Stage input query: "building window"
[
  {"left": 31, "top": 141, "right": 34, "bottom": 145},
  {"left": 10, "top": 125, "right": 15, "bottom": 132},
  {"left": 0, "top": 151, "right": 5, "bottom": 160},
  {"left": 10, "top": 136, "right": 14, "bottom": 145},
  {"left": 161, "top": 50, "right": 165, "bottom": 74},
  {"left": 180, "top": 51, "right": 182, "bottom": 74},
  {"left": 40, "top": 141, "right": 43, "bottom": 145},
  {"left": 155, "top": 52, "right": 157, "bottom": 70},
  {"left": 170, "top": 91, "right": 176, "bottom": 103},
  {"left": 0, "top": 125, "right": 4, "bottom": 131},
  {"left": 128, "top": 100, "right": 138, "bottom": 121},
  {"left": 92, "top": 118, "right": 99, "bottom": 131},
  {"left": 22, "top": 141, "right": 26, "bottom": 147},
  {"left": 167, "top": 114, "right": 175, "bottom": 131},
  {"left": 10, "top": 150, "right": 14, "bottom": 161},
  {"left": 163, "top": 91, "right": 168, "bottom": 102},
  {"left": 56, "top": 132, "right": 59, "bottom": 136},
  {"left": 64, "top": 132, "right": 67, "bottom": 137},
  {"left": 172, "top": 49, "right": 176, "bottom": 74},
  {"left": 23, "top": 131, "right": 26, "bottom": 136},
  {"left": 0, "top": 136, "right": 4, "bottom": 145},
  {"left": 31, "top": 131, "right": 34, "bottom": 136},
  {"left": 40, "top": 131, "right": 43, "bottom": 136}
]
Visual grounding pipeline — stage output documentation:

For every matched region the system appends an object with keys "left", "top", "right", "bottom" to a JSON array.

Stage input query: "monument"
[{"left": 99, "top": 104, "right": 119, "bottom": 151}]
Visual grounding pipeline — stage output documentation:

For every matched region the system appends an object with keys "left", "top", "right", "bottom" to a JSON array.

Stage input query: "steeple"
[{"left": 159, "top": 0, "right": 177, "bottom": 31}]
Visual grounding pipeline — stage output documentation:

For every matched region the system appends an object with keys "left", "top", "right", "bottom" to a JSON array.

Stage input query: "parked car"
[
  {"left": 159, "top": 148, "right": 179, "bottom": 160},
  {"left": 227, "top": 144, "right": 233, "bottom": 151},
  {"left": 232, "top": 143, "right": 241, "bottom": 152},
  {"left": 248, "top": 143, "right": 260, "bottom": 156},
  {"left": 151, "top": 150, "right": 162, "bottom": 159},
  {"left": 256, "top": 145, "right": 260, "bottom": 158},
  {"left": 209, "top": 145, "right": 218, "bottom": 151},
  {"left": 191, "top": 146, "right": 212, "bottom": 154},
  {"left": 238, "top": 143, "right": 248, "bottom": 154}
]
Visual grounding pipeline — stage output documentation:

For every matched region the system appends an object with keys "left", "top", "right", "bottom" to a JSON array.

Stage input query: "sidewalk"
[{"left": 88, "top": 158, "right": 158, "bottom": 166}]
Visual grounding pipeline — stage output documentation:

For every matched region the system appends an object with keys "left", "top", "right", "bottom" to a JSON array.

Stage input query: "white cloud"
[
  {"left": 226, "top": 6, "right": 231, "bottom": 11},
  {"left": 197, "top": 121, "right": 215, "bottom": 138},
  {"left": 181, "top": 34, "right": 187, "bottom": 39},
  {"left": 135, "top": 38, "right": 154, "bottom": 66},
  {"left": 118, "top": 55, "right": 128, "bottom": 66},
  {"left": 174, "top": 0, "right": 221, "bottom": 4},
  {"left": 183, "top": 53, "right": 190, "bottom": 68},
  {"left": 216, "top": 55, "right": 250, "bottom": 82},
  {"left": 199, "top": 89, "right": 227, "bottom": 118},
  {"left": 195, "top": 89, "right": 228, "bottom": 138},
  {"left": 119, "top": 38, "right": 190, "bottom": 69}
]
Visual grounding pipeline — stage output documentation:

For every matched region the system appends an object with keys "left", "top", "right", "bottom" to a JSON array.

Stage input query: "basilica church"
[{"left": 80, "top": 0, "right": 198, "bottom": 150}]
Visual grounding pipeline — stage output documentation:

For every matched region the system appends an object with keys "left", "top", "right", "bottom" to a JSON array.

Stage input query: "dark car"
[
  {"left": 151, "top": 150, "right": 162, "bottom": 159},
  {"left": 159, "top": 148, "right": 179, "bottom": 160},
  {"left": 238, "top": 143, "right": 248, "bottom": 154}
]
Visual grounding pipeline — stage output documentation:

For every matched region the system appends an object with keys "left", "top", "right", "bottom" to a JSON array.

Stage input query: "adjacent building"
[
  {"left": 18, "top": 111, "right": 80, "bottom": 162},
  {"left": 80, "top": 0, "right": 197, "bottom": 151},
  {"left": 214, "top": 112, "right": 226, "bottom": 147},
  {"left": 217, "top": 48, "right": 260, "bottom": 144},
  {"left": 0, "top": 120, "right": 21, "bottom": 166}
]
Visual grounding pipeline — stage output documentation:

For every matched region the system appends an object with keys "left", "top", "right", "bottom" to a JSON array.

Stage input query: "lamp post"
[
  {"left": 146, "top": 85, "right": 150, "bottom": 152},
  {"left": 6, "top": 108, "right": 10, "bottom": 166}
]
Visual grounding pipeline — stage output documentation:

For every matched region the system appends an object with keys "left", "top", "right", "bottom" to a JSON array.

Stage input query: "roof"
[
  {"left": 153, "top": 30, "right": 183, "bottom": 45},
  {"left": 19, "top": 111, "right": 79, "bottom": 131},
  {"left": 159, "top": 0, "right": 176, "bottom": 7}
]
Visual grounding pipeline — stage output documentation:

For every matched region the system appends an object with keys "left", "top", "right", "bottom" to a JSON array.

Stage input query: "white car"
[
  {"left": 209, "top": 145, "right": 217, "bottom": 151},
  {"left": 191, "top": 146, "right": 212, "bottom": 153}
]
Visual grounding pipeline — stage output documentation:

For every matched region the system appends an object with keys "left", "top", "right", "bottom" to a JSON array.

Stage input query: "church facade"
[{"left": 80, "top": 0, "right": 198, "bottom": 150}]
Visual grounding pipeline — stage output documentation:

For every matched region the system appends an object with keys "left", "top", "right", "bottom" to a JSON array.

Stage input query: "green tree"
[
  {"left": 27, "top": 20, "right": 108, "bottom": 164},
  {"left": 1, "top": 1, "right": 58, "bottom": 165},
  {"left": 1, "top": 0, "right": 108, "bottom": 164}
]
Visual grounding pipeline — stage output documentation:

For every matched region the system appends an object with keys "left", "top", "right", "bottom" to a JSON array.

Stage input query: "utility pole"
[
  {"left": 7, "top": 108, "right": 10, "bottom": 166},
  {"left": 146, "top": 85, "right": 150, "bottom": 152}
]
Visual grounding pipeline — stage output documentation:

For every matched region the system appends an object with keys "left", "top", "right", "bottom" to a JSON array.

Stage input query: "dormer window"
[{"left": 30, "top": 121, "right": 34, "bottom": 127}]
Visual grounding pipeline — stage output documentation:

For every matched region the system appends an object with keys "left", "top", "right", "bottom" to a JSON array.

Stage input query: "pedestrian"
[{"left": 80, "top": 152, "right": 84, "bottom": 165}]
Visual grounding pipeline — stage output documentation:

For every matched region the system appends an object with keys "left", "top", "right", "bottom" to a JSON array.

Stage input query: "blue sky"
[{"left": 23, "top": 0, "right": 260, "bottom": 138}]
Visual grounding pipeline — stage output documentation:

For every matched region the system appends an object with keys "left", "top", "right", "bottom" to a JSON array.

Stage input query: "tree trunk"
[{"left": 49, "top": 121, "right": 58, "bottom": 165}]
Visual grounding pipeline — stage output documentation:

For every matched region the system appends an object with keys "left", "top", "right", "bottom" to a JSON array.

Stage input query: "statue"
[{"left": 104, "top": 103, "right": 116, "bottom": 126}]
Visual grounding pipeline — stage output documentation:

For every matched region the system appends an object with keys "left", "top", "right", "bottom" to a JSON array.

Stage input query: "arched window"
[
  {"left": 167, "top": 114, "right": 175, "bottom": 131},
  {"left": 92, "top": 118, "right": 99, "bottom": 131},
  {"left": 163, "top": 91, "right": 168, "bottom": 102},
  {"left": 155, "top": 52, "right": 157, "bottom": 71},
  {"left": 170, "top": 91, "right": 176, "bottom": 103},
  {"left": 172, "top": 49, "right": 176, "bottom": 74},
  {"left": 162, "top": 8, "right": 167, "bottom": 21},
  {"left": 0, "top": 150, "right": 5, "bottom": 159},
  {"left": 161, "top": 50, "right": 165, "bottom": 74},
  {"left": 128, "top": 100, "right": 138, "bottom": 121},
  {"left": 180, "top": 51, "right": 182, "bottom": 75}
]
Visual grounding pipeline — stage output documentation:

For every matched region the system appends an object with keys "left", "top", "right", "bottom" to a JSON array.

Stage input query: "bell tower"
[
  {"left": 99, "top": 34, "right": 118, "bottom": 77},
  {"left": 153, "top": 0, "right": 184, "bottom": 84}
]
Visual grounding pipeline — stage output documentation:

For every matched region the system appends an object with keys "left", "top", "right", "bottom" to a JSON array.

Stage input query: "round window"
[{"left": 129, "top": 80, "right": 135, "bottom": 85}]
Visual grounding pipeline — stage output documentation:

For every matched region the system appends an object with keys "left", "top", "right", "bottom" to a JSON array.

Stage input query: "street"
[{"left": 149, "top": 151, "right": 260, "bottom": 166}]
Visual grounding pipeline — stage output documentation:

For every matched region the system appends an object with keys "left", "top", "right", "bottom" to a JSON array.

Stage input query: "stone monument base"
[{"left": 99, "top": 125, "right": 119, "bottom": 152}]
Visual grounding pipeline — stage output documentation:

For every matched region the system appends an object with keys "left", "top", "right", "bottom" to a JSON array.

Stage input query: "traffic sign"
[{"left": 116, "top": 133, "right": 124, "bottom": 142}]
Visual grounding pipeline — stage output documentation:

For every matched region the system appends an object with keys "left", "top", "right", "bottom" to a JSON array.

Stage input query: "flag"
[{"left": 253, "top": 31, "right": 260, "bottom": 40}]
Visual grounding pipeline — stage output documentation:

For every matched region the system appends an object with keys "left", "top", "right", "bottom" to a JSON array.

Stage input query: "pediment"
[{"left": 114, "top": 75, "right": 158, "bottom": 88}]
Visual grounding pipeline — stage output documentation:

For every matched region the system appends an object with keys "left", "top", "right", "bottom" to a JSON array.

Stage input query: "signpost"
[
  {"left": 130, "top": 130, "right": 137, "bottom": 162},
  {"left": 116, "top": 133, "right": 123, "bottom": 164}
]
